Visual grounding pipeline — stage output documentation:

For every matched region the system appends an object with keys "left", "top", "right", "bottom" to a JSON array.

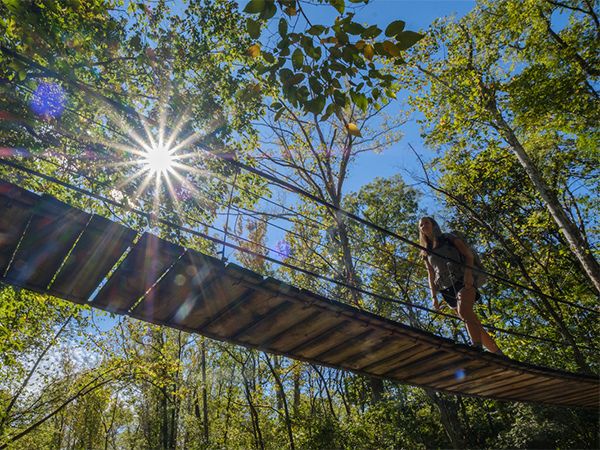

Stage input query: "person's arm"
[
  {"left": 424, "top": 258, "right": 440, "bottom": 309},
  {"left": 449, "top": 236, "right": 475, "bottom": 288}
]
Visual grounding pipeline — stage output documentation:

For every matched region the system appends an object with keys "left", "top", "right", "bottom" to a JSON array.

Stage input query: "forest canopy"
[{"left": 0, "top": 0, "right": 598, "bottom": 448}]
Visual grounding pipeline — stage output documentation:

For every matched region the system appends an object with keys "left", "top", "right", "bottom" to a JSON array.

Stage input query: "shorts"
[{"left": 439, "top": 282, "right": 481, "bottom": 308}]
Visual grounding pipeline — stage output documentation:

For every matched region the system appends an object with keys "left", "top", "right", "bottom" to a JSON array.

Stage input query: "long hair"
[{"left": 419, "top": 216, "right": 443, "bottom": 258}]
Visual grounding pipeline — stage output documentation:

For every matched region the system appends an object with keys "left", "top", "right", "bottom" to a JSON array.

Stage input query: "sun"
[{"left": 144, "top": 144, "right": 175, "bottom": 175}]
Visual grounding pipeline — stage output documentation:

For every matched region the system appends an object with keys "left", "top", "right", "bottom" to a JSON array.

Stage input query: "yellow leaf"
[
  {"left": 355, "top": 40, "right": 366, "bottom": 50},
  {"left": 247, "top": 43, "right": 261, "bottom": 58},
  {"left": 363, "top": 44, "right": 374, "bottom": 61},
  {"left": 346, "top": 122, "right": 362, "bottom": 137}
]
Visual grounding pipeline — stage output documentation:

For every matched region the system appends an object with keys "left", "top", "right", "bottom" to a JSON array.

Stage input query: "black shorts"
[{"left": 439, "top": 282, "right": 481, "bottom": 308}]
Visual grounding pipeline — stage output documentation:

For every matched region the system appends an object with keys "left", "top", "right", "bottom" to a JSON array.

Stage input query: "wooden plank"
[
  {"left": 5, "top": 195, "right": 89, "bottom": 289},
  {"left": 343, "top": 338, "right": 415, "bottom": 371},
  {"left": 92, "top": 233, "right": 184, "bottom": 313},
  {"left": 448, "top": 370, "right": 532, "bottom": 395},
  {"left": 465, "top": 372, "right": 539, "bottom": 396},
  {"left": 473, "top": 370, "right": 553, "bottom": 397},
  {"left": 327, "top": 330, "right": 390, "bottom": 366},
  {"left": 531, "top": 388, "right": 591, "bottom": 407},
  {"left": 269, "top": 313, "right": 344, "bottom": 353},
  {"left": 486, "top": 376, "right": 561, "bottom": 399},
  {"left": 390, "top": 352, "right": 469, "bottom": 381},
  {"left": 286, "top": 320, "right": 352, "bottom": 355},
  {"left": 436, "top": 367, "right": 510, "bottom": 391},
  {"left": 172, "top": 276, "right": 255, "bottom": 330},
  {"left": 369, "top": 345, "right": 441, "bottom": 376},
  {"left": 199, "top": 287, "right": 258, "bottom": 331},
  {"left": 503, "top": 379, "right": 581, "bottom": 401},
  {"left": 408, "top": 357, "right": 487, "bottom": 385},
  {"left": 203, "top": 289, "right": 289, "bottom": 338},
  {"left": 131, "top": 251, "right": 225, "bottom": 323},
  {"left": 296, "top": 321, "right": 364, "bottom": 359},
  {"left": 50, "top": 215, "right": 136, "bottom": 302},
  {"left": 229, "top": 301, "right": 295, "bottom": 341},
  {"left": 312, "top": 329, "right": 376, "bottom": 361},
  {"left": 0, "top": 182, "right": 39, "bottom": 275},
  {"left": 555, "top": 390, "right": 599, "bottom": 407},
  {"left": 256, "top": 309, "right": 323, "bottom": 349},
  {"left": 359, "top": 343, "right": 427, "bottom": 373},
  {"left": 524, "top": 382, "right": 592, "bottom": 403}
]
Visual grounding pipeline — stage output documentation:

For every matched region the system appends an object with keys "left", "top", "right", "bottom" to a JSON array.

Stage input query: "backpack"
[{"left": 449, "top": 231, "right": 488, "bottom": 288}]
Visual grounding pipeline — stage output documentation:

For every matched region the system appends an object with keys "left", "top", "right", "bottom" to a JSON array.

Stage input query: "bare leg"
[{"left": 457, "top": 287, "right": 500, "bottom": 352}]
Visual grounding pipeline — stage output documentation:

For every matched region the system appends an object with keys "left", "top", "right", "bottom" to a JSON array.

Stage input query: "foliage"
[
  {"left": 242, "top": 0, "right": 423, "bottom": 120},
  {"left": 0, "top": 0, "right": 598, "bottom": 448},
  {"left": 396, "top": 0, "right": 599, "bottom": 372}
]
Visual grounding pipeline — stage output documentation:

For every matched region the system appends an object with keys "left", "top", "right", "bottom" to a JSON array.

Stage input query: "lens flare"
[
  {"left": 144, "top": 145, "right": 174, "bottom": 175},
  {"left": 30, "top": 82, "right": 66, "bottom": 118}
]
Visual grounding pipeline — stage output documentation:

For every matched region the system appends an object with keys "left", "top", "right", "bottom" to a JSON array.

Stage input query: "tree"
[{"left": 398, "top": 0, "right": 600, "bottom": 293}]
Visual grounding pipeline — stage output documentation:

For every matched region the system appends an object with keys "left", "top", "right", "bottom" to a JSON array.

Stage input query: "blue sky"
[
  {"left": 231, "top": 0, "right": 478, "bottom": 261},
  {"left": 339, "top": 1, "right": 476, "bottom": 195}
]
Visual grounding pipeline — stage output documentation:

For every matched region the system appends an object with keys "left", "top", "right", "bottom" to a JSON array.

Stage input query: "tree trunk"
[
  {"left": 293, "top": 365, "right": 301, "bottom": 417},
  {"left": 201, "top": 338, "right": 209, "bottom": 444},
  {"left": 489, "top": 103, "right": 600, "bottom": 294},
  {"left": 335, "top": 216, "right": 385, "bottom": 404},
  {"left": 243, "top": 380, "right": 264, "bottom": 450},
  {"left": 265, "top": 354, "right": 295, "bottom": 450},
  {"left": 425, "top": 389, "right": 466, "bottom": 449}
]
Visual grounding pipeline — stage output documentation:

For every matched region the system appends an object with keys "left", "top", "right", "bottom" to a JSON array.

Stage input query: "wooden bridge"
[{"left": 0, "top": 180, "right": 597, "bottom": 408}]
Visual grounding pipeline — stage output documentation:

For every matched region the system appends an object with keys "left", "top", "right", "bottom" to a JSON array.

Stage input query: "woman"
[{"left": 419, "top": 216, "right": 502, "bottom": 355}]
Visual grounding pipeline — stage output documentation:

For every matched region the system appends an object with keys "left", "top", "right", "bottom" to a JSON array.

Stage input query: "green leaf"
[
  {"left": 361, "top": 25, "right": 381, "bottom": 39},
  {"left": 304, "top": 42, "right": 322, "bottom": 60},
  {"left": 329, "top": 0, "right": 345, "bottom": 14},
  {"left": 263, "top": 51, "right": 275, "bottom": 63},
  {"left": 247, "top": 18, "right": 261, "bottom": 39},
  {"left": 307, "top": 25, "right": 326, "bottom": 35},
  {"left": 309, "top": 76, "right": 323, "bottom": 92},
  {"left": 260, "top": 1, "right": 276, "bottom": 19},
  {"left": 385, "top": 20, "right": 405, "bottom": 37},
  {"left": 278, "top": 18, "right": 288, "bottom": 37},
  {"left": 305, "top": 95, "right": 326, "bottom": 114},
  {"left": 286, "top": 73, "right": 305, "bottom": 86},
  {"left": 396, "top": 30, "right": 424, "bottom": 50},
  {"left": 130, "top": 35, "right": 142, "bottom": 51},
  {"left": 274, "top": 107, "right": 284, "bottom": 121},
  {"left": 342, "top": 45, "right": 358, "bottom": 63},
  {"left": 333, "top": 90, "right": 347, "bottom": 106},
  {"left": 345, "top": 22, "right": 365, "bottom": 35},
  {"left": 243, "top": 0, "right": 265, "bottom": 14},
  {"left": 350, "top": 91, "right": 368, "bottom": 111},
  {"left": 279, "top": 68, "right": 293, "bottom": 81},
  {"left": 292, "top": 48, "right": 304, "bottom": 70},
  {"left": 321, "top": 102, "right": 336, "bottom": 121}
]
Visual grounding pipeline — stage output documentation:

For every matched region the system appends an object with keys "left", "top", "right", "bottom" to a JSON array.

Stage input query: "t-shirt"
[{"left": 426, "top": 233, "right": 464, "bottom": 290}]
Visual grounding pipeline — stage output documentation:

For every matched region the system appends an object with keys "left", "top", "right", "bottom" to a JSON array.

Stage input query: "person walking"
[{"left": 419, "top": 216, "right": 503, "bottom": 355}]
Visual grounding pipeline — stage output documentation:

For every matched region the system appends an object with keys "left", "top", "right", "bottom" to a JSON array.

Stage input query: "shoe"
[
  {"left": 472, "top": 342, "right": 483, "bottom": 350},
  {"left": 494, "top": 349, "right": 505, "bottom": 356}
]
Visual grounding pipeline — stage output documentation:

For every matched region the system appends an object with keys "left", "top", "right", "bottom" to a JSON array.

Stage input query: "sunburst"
[{"left": 143, "top": 143, "right": 175, "bottom": 175}]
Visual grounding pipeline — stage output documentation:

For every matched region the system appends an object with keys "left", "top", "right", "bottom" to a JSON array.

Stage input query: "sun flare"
[{"left": 144, "top": 145, "right": 174, "bottom": 175}]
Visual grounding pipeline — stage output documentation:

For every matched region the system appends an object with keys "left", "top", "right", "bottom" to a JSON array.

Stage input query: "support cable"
[
  {"left": 0, "top": 158, "right": 597, "bottom": 352},
  {"left": 2, "top": 44, "right": 597, "bottom": 311}
]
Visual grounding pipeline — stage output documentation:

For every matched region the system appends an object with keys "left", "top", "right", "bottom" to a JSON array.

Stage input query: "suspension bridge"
[{"left": 0, "top": 179, "right": 597, "bottom": 409}]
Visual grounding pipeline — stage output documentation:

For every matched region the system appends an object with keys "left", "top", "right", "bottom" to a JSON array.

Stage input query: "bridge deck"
[{"left": 0, "top": 181, "right": 597, "bottom": 408}]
